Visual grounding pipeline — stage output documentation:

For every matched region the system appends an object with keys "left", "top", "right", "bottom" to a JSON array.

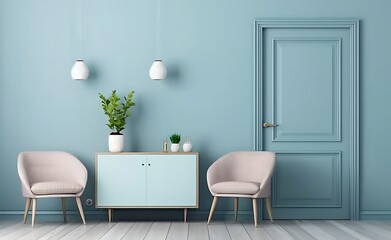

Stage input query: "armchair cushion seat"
[
  {"left": 31, "top": 181, "right": 83, "bottom": 195},
  {"left": 211, "top": 181, "right": 260, "bottom": 195}
]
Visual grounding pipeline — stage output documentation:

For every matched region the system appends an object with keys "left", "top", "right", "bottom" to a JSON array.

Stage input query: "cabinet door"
[
  {"left": 97, "top": 155, "right": 146, "bottom": 207},
  {"left": 146, "top": 155, "right": 197, "bottom": 207}
]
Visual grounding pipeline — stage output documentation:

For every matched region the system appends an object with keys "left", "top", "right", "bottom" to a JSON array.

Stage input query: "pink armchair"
[
  {"left": 207, "top": 151, "right": 276, "bottom": 227},
  {"left": 17, "top": 151, "right": 87, "bottom": 227}
]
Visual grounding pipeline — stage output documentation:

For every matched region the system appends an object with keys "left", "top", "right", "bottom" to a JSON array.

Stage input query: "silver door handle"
[{"left": 263, "top": 123, "right": 278, "bottom": 128}]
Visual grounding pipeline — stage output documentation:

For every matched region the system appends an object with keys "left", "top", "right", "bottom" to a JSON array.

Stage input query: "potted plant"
[
  {"left": 99, "top": 90, "right": 135, "bottom": 152},
  {"left": 170, "top": 133, "right": 181, "bottom": 152}
]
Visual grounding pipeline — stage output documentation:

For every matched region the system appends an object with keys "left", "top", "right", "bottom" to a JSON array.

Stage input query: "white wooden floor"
[{"left": 1, "top": 220, "right": 391, "bottom": 240}]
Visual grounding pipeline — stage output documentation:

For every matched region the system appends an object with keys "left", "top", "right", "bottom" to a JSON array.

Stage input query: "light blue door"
[
  {"left": 97, "top": 155, "right": 147, "bottom": 207},
  {"left": 146, "top": 155, "right": 197, "bottom": 206},
  {"left": 255, "top": 20, "right": 359, "bottom": 219}
]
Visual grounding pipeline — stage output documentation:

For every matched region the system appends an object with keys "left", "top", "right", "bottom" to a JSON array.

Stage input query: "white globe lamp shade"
[
  {"left": 71, "top": 59, "right": 89, "bottom": 80},
  {"left": 149, "top": 60, "right": 167, "bottom": 80}
]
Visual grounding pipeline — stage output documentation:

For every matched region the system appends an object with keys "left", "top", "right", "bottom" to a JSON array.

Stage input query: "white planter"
[
  {"left": 108, "top": 134, "right": 124, "bottom": 152},
  {"left": 183, "top": 142, "right": 193, "bottom": 152},
  {"left": 170, "top": 143, "right": 180, "bottom": 152}
]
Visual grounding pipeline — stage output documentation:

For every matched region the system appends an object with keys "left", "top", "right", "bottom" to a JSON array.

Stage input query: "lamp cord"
[
  {"left": 156, "top": 0, "right": 161, "bottom": 59},
  {"left": 80, "top": 0, "right": 83, "bottom": 58},
  {"left": 76, "top": 0, "right": 83, "bottom": 59}
]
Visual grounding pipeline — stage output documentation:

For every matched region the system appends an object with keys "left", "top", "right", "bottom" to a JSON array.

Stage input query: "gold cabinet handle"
[{"left": 263, "top": 123, "right": 278, "bottom": 128}]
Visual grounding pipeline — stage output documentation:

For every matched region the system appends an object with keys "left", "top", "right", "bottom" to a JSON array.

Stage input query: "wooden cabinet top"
[{"left": 96, "top": 152, "right": 199, "bottom": 156}]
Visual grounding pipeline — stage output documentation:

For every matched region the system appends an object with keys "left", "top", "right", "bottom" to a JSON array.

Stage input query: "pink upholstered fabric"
[
  {"left": 211, "top": 181, "right": 260, "bottom": 195},
  {"left": 17, "top": 151, "right": 88, "bottom": 198},
  {"left": 31, "top": 181, "right": 83, "bottom": 195},
  {"left": 207, "top": 151, "right": 276, "bottom": 198}
]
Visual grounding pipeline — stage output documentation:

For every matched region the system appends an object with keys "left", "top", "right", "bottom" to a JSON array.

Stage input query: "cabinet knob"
[
  {"left": 142, "top": 164, "right": 145, "bottom": 166},
  {"left": 148, "top": 163, "right": 151, "bottom": 166}
]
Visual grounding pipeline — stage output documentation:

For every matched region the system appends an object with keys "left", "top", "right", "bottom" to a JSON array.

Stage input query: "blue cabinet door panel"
[
  {"left": 146, "top": 155, "right": 197, "bottom": 206},
  {"left": 97, "top": 155, "right": 147, "bottom": 207}
]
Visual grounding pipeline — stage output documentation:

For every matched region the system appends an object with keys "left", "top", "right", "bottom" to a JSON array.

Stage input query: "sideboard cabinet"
[{"left": 95, "top": 152, "right": 199, "bottom": 222}]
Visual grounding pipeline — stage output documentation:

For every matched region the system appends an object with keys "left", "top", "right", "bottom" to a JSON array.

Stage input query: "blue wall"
[{"left": 1, "top": 0, "right": 391, "bottom": 219}]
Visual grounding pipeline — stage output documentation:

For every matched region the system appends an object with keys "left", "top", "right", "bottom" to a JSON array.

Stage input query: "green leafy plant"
[
  {"left": 99, "top": 90, "right": 135, "bottom": 134},
  {"left": 170, "top": 133, "right": 181, "bottom": 144}
]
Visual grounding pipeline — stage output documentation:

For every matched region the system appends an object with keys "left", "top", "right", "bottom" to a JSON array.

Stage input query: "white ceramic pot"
[
  {"left": 108, "top": 134, "right": 124, "bottom": 152},
  {"left": 183, "top": 142, "right": 193, "bottom": 152},
  {"left": 171, "top": 143, "right": 180, "bottom": 152},
  {"left": 71, "top": 59, "right": 89, "bottom": 80}
]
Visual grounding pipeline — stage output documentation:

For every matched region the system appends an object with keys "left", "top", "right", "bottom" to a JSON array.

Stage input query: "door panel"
[
  {"left": 272, "top": 151, "right": 341, "bottom": 207},
  {"left": 96, "top": 155, "right": 147, "bottom": 207},
  {"left": 272, "top": 38, "right": 341, "bottom": 142},
  {"left": 146, "top": 155, "right": 197, "bottom": 206},
  {"left": 255, "top": 20, "right": 359, "bottom": 219}
]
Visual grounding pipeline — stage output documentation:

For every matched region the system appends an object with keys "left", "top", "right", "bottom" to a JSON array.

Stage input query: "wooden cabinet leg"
[
  {"left": 108, "top": 208, "right": 113, "bottom": 222},
  {"left": 184, "top": 208, "right": 188, "bottom": 222}
]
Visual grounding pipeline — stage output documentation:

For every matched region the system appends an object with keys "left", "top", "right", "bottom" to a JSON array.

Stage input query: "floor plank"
[
  {"left": 261, "top": 222, "right": 295, "bottom": 240},
  {"left": 308, "top": 220, "right": 357, "bottom": 240},
  {"left": 225, "top": 222, "right": 251, "bottom": 240},
  {"left": 100, "top": 222, "right": 134, "bottom": 240},
  {"left": 18, "top": 223, "right": 59, "bottom": 240},
  {"left": 343, "top": 220, "right": 391, "bottom": 240},
  {"left": 60, "top": 222, "right": 99, "bottom": 240},
  {"left": 188, "top": 222, "right": 209, "bottom": 240},
  {"left": 243, "top": 223, "right": 272, "bottom": 240},
  {"left": 297, "top": 220, "right": 338, "bottom": 240},
  {"left": 122, "top": 222, "right": 153, "bottom": 240},
  {"left": 144, "top": 222, "right": 171, "bottom": 240},
  {"left": 0, "top": 221, "right": 17, "bottom": 230},
  {"left": 278, "top": 221, "right": 316, "bottom": 240},
  {"left": 207, "top": 222, "right": 231, "bottom": 240},
  {"left": 38, "top": 223, "right": 80, "bottom": 240},
  {"left": 78, "top": 222, "right": 115, "bottom": 240},
  {"left": 327, "top": 221, "right": 373, "bottom": 240},
  {"left": 0, "top": 222, "right": 39, "bottom": 239},
  {"left": 0, "top": 222, "right": 25, "bottom": 237},
  {"left": 166, "top": 222, "right": 189, "bottom": 240}
]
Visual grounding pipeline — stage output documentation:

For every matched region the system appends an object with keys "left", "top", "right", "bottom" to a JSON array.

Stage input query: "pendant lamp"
[
  {"left": 149, "top": 0, "right": 167, "bottom": 80},
  {"left": 71, "top": 0, "right": 89, "bottom": 80},
  {"left": 71, "top": 60, "right": 89, "bottom": 80},
  {"left": 149, "top": 60, "right": 167, "bottom": 80}
]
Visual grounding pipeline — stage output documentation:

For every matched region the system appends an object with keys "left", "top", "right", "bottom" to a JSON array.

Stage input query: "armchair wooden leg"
[
  {"left": 233, "top": 198, "right": 238, "bottom": 222},
  {"left": 61, "top": 198, "right": 67, "bottom": 222},
  {"left": 207, "top": 196, "right": 218, "bottom": 224},
  {"left": 31, "top": 199, "right": 37, "bottom": 227},
  {"left": 252, "top": 199, "right": 258, "bottom": 228},
  {"left": 23, "top": 198, "right": 31, "bottom": 224},
  {"left": 76, "top": 197, "right": 86, "bottom": 225},
  {"left": 265, "top": 198, "right": 273, "bottom": 222}
]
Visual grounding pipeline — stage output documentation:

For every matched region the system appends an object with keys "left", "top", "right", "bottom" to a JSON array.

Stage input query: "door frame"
[{"left": 253, "top": 19, "right": 360, "bottom": 220}]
